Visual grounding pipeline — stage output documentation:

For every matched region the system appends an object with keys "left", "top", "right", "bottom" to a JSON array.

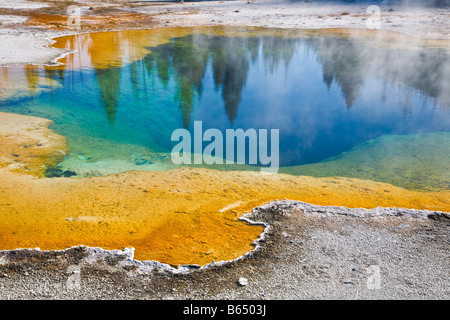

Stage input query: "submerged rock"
[{"left": 45, "top": 166, "right": 77, "bottom": 178}]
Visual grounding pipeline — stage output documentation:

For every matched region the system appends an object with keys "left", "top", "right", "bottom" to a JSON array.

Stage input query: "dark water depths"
[{"left": 1, "top": 28, "right": 449, "bottom": 190}]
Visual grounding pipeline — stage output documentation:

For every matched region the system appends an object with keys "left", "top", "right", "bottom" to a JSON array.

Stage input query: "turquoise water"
[{"left": 0, "top": 29, "right": 449, "bottom": 190}]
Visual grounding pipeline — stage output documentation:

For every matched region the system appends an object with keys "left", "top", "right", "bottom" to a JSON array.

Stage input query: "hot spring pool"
[{"left": 1, "top": 27, "right": 449, "bottom": 191}]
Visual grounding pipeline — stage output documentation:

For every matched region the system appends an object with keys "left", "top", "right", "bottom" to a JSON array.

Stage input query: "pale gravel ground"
[
  {"left": 0, "top": 0, "right": 449, "bottom": 66},
  {"left": 0, "top": 0, "right": 49, "bottom": 9},
  {"left": 133, "top": 0, "right": 450, "bottom": 38},
  {"left": 0, "top": 31, "right": 69, "bottom": 66},
  {"left": 0, "top": 0, "right": 449, "bottom": 300}
]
